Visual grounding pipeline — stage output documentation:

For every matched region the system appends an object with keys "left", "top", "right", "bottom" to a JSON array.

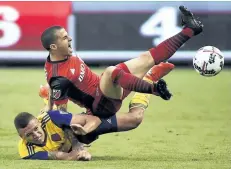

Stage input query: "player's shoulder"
[
  {"left": 47, "top": 110, "right": 72, "bottom": 128},
  {"left": 18, "top": 139, "right": 35, "bottom": 158},
  {"left": 18, "top": 138, "right": 47, "bottom": 159},
  {"left": 18, "top": 139, "right": 28, "bottom": 158},
  {"left": 37, "top": 112, "right": 51, "bottom": 123},
  {"left": 69, "top": 55, "right": 84, "bottom": 63}
]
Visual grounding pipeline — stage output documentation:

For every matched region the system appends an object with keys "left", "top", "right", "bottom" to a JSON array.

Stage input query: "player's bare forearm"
[
  {"left": 63, "top": 127, "right": 84, "bottom": 151},
  {"left": 48, "top": 87, "right": 54, "bottom": 111},
  {"left": 48, "top": 151, "right": 78, "bottom": 160},
  {"left": 48, "top": 149, "right": 91, "bottom": 161}
]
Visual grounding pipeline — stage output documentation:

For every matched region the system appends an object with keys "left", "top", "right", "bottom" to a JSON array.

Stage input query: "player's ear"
[
  {"left": 50, "top": 44, "right": 57, "bottom": 50},
  {"left": 17, "top": 129, "right": 24, "bottom": 138}
]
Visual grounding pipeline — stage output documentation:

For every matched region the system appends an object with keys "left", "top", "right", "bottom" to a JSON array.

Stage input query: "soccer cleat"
[
  {"left": 179, "top": 6, "right": 203, "bottom": 35},
  {"left": 145, "top": 62, "right": 174, "bottom": 100},
  {"left": 154, "top": 79, "right": 172, "bottom": 100},
  {"left": 129, "top": 63, "right": 174, "bottom": 109}
]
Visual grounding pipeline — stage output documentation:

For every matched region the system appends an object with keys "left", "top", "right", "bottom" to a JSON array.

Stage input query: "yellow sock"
[{"left": 129, "top": 76, "right": 152, "bottom": 110}]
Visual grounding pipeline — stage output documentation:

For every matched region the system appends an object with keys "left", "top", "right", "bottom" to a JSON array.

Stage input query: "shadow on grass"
[
  {"left": 93, "top": 155, "right": 157, "bottom": 161},
  {"left": 92, "top": 155, "right": 202, "bottom": 162}
]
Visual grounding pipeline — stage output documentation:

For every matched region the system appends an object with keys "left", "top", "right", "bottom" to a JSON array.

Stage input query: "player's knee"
[
  {"left": 104, "top": 66, "right": 117, "bottom": 78},
  {"left": 130, "top": 108, "right": 144, "bottom": 128}
]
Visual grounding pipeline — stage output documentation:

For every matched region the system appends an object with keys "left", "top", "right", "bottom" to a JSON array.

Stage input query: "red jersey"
[{"left": 45, "top": 55, "right": 100, "bottom": 110}]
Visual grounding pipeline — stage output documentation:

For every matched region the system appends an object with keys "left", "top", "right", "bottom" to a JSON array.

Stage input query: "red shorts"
[
  {"left": 92, "top": 85, "right": 122, "bottom": 118},
  {"left": 91, "top": 63, "right": 131, "bottom": 118}
]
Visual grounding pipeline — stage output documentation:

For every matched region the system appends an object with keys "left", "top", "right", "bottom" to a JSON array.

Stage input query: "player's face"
[
  {"left": 19, "top": 119, "right": 46, "bottom": 145},
  {"left": 54, "top": 28, "right": 73, "bottom": 57}
]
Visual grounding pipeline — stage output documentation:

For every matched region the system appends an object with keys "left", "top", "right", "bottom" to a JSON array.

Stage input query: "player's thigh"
[
  {"left": 124, "top": 51, "right": 155, "bottom": 78},
  {"left": 99, "top": 66, "right": 123, "bottom": 99}
]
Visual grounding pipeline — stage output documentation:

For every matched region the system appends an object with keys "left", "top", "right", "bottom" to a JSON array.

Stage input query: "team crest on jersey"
[{"left": 53, "top": 89, "right": 61, "bottom": 99}]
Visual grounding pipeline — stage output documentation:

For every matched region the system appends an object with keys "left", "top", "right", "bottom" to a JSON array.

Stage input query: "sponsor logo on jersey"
[{"left": 78, "top": 63, "right": 85, "bottom": 82}]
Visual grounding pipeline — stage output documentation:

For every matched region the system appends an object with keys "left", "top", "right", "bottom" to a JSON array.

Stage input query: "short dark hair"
[
  {"left": 14, "top": 112, "right": 35, "bottom": 130},
  {"left": 41, "top": 26, "right": 63, "bottom": 51}
]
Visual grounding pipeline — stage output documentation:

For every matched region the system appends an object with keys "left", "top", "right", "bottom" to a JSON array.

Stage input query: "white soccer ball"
[{"left": 193, "top": 46, "right": 224, "bottom": 77}]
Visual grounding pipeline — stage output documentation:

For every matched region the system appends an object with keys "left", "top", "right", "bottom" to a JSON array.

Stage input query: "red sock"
[
  {"left": 116, "top": 62, "right": 132, "bottom": 98},
  {"left": 149, "top": 28, "right": 194, "bottom": 65},
  {"left": 115, "top": 62, "right": 131, "bottom": 73},
  {"left": 111, "top": 67, "right": 155, "bottom": 94}
]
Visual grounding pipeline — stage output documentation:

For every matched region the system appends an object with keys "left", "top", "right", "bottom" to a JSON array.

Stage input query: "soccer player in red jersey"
[
  {"left": 42, "top": 6, "right": 203, "bottom": 118},
  {"left": 40, "top": 62, "right": 175, "bottom": 134}
]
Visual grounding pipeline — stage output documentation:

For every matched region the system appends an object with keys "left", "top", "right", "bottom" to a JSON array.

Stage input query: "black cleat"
[
  {"left": 154, "top": 79, "right": 172, "bottom": 100},
  {"left": 179, "top": 6, "right": 203, "bottom": 36}
]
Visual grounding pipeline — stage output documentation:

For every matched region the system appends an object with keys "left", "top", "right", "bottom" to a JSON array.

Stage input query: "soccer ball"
[{"left": 193, "top": 46, "right": 224, "bottom": 77}]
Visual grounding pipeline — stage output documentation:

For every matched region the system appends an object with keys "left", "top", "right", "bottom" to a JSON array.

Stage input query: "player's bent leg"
[
  {"left": 99, "top": 66, "right": 123, "bottom": 99},
  {"left": 118, "top": 62, "right": 175, "bottom": 130},
  {"left": 94, "top": 62, "right": 174, "bottom": 118},
  {"left": 100, "top": 65, "right": 160, "bottom": 99},
  {"left": 115, "top": 62, "right": 176, "bottom": 131},
  {"left": 80, "top": 63, "right": 175, "bottom": 144}
]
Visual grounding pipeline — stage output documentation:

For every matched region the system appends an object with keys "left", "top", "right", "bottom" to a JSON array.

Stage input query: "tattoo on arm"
[
  {"left": 48, "top": 151, "right": 76, "bottom": 160},
  {"left": 63, "top": 128, "right": 84, "bottom": 151},
  {"left": 48, "top": 88, "right": 54, "bottom": 111},
  {"left": 57, "top": 104, "right": 67, "bottom": 112},
  {"left": 47, "top": 151, "right": 58, "bottom": 160}
]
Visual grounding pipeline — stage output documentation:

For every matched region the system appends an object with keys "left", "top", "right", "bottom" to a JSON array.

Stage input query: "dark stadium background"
[{"left": 0, "top": 1, "right": 231, "bottom": 67}]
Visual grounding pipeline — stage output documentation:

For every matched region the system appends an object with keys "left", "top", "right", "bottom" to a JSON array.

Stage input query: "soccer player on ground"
[
  {"left": 41, "top": 6, "right": 203, "bottom": 118},
  {"left": 14, "top": 109, "right": 101, "bottom": 160}
]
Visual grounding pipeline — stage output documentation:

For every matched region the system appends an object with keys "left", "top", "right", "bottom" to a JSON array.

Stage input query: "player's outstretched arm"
[{"left": 48, "top": 87, "right": 55, "bottom": 111}]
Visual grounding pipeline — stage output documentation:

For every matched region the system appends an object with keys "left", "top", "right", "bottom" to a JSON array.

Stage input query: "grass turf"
[{"left": 0, "top": 68, "right": 230, "bottom": 169}]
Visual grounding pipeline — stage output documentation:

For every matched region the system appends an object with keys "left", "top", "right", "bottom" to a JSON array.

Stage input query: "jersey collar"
[{"left": 47, "top": 54, "right": 69, "bottom": 63}]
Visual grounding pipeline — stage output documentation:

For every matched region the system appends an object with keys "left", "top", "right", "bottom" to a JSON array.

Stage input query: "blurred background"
[{"left": 1, "top": 1, "right": 231, "bottom": 66}]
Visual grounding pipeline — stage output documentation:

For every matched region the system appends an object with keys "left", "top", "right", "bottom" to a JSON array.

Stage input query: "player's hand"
[
  {"left": 71, "top": 124, "right": 87, "bottom": 135},
  {"left": 76, "top": 150, "right": 92, "bottom": 161}
]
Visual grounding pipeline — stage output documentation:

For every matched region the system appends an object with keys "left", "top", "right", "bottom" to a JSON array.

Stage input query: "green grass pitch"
[{"left": 0, "top": 67, "right": 230, "bottom": 169}]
